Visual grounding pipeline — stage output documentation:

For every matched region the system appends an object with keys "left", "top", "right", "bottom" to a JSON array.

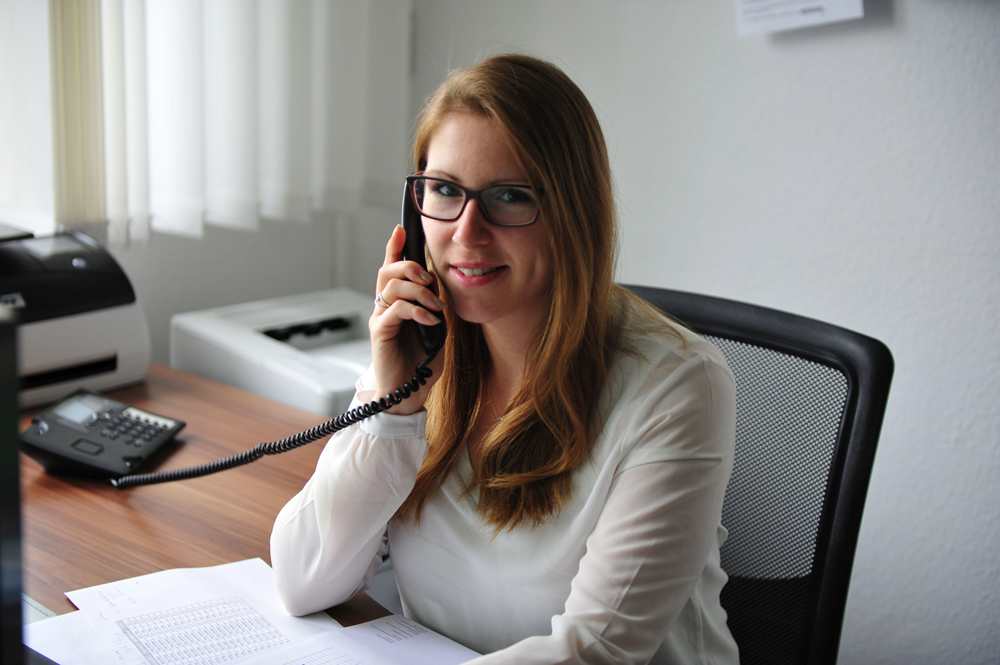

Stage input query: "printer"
[
  {"left": 169, "top": 289, "right": 374, "bottom": 416},
  {"left": 0, "top": 231, "right": 151, "bottom": 408}
]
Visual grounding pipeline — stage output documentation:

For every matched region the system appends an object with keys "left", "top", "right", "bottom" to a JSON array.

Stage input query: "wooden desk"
[{"left": 19, "top": 363, "right": 390, "bottom": 626}]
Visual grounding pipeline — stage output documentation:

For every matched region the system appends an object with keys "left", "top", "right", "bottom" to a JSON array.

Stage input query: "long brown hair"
[{"left": 395, "top": 54, "right": 634, "bottom": 533}]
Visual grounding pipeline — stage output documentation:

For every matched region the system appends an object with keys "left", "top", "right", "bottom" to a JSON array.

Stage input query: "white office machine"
[
  {"left": 169, "top": 289, "right": 375, "bottom": 416},
  {"left": 1, "top": 232, "right": 151, "bottom": 408}
]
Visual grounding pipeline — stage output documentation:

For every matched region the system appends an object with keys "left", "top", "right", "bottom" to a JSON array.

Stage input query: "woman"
[{"left": 271, "top": 54, "right": 739, "bottom": 664}]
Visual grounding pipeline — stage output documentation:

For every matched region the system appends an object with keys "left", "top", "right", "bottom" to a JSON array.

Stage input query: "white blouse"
[{"left": 271, "top": 320, "right": 739, "bottom": 664}]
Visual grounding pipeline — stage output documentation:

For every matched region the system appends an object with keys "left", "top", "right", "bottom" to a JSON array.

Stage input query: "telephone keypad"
[{"left": 100, "top": 413, "right": 172, "bottom": 447}]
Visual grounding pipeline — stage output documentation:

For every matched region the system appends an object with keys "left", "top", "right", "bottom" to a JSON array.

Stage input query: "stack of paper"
[{"left": 24, "top": 558, "right": 479, "bottom": 665}]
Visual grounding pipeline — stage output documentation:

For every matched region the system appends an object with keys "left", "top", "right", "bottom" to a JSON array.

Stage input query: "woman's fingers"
[
  {"left": 373, "top": 225, "right": 442, "bottom": 320},
  {"left": 375, "top": 263, "right": 435, "bottom": 300},
  {"left": 368, "top": 224, "right": 446, "bottom": 415},
  {"left": 370, "top": 299, "right": 442, "bottom": 334},
  {"left": 377, "top": 226, "right": 434, "bottom": 294},
  {"left": 375, "top": 278, "right": 444, "bottom": 315},
  {"left": 383, "top": 224, "right": 406, "bottom": 266}
]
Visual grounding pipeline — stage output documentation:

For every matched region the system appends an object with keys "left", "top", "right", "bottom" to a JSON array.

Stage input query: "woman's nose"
[{"left": 452, "top": 199, "right": 492, "bottom": 247}]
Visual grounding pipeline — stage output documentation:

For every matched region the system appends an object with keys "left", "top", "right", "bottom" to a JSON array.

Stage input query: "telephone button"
[{"left": 71, "top": 439, "right": 104, "bottom": 456}]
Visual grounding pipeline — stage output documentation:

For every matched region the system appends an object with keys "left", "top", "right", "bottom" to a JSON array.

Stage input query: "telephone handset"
[
  {"left": 95, "top": 188, "right": 443, "bottom": 489},
  {"left": 401, "top": 182, "right": 446, "bottom": 355}
]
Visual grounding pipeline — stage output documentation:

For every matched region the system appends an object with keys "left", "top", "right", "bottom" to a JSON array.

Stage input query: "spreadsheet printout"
[
  {"left": 48, "top": 559, "right": 339, "bottom": 665},
  {"left": 116, "top": 597, "right": 289, "bottom": 664},
  {"left": 27, "top": 559, "right": 476, "bottom": 665}
]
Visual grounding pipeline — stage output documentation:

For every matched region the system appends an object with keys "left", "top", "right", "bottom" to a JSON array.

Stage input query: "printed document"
[
  {"left": 24, "top": 558, "right": 478, "bottom": 665},
  {"left": 236, "top": 615, "right": 479, "bottom": 665},
  {"left": 26, "top": 559, "right": 337, "bottom": 664}
]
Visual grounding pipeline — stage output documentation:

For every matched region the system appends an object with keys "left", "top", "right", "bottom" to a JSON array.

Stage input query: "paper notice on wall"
[{"left": 737, "top": 0, "right": 864, "bottom": 36}]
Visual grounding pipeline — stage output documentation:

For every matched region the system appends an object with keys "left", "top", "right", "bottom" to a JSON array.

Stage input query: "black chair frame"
[{"left": 624, "top": 285, "right": 893, "bottom": 665}]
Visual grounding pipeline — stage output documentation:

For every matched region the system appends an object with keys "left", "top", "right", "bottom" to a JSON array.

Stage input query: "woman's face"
[{"left": 422, "top": 112, "right": 553, "bottom": 336}]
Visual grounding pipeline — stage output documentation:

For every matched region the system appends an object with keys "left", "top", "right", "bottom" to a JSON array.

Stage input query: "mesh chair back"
[{"left": 624, "top": 286, "right": 893, "bottom": 665}]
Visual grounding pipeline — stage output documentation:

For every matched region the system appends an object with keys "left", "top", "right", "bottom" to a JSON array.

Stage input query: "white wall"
[
  {"left": 0, "top": 0, "right": 54, "bottom": 233},
  {"left": 410, "top": 1, "right": 1000, "bottom": 663}
]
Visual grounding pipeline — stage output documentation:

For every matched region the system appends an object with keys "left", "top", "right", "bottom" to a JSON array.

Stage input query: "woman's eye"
[
  {"left": 430, "top": 182, "right": 462, "bottom": 198},
  {"left": 492, "top": 187, "right": 535, "bottom": 205}
]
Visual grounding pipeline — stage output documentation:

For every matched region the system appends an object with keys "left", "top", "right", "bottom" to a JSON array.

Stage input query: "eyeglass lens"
[{"left": 412, "top": 177, "right": 538, "bottom": 226}]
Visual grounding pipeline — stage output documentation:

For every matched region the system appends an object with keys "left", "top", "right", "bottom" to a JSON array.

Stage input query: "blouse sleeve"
[
  {"left": 269, "top": 371, "right": 430, "bottom": 617},
  {"left": 468, "top": 351, "right": 737, "bottom": 664}
]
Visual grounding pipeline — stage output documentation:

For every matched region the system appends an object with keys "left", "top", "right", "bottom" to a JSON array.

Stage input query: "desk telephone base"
[{"left": 20, "top": 389, "right": 184, "bottom": 478}]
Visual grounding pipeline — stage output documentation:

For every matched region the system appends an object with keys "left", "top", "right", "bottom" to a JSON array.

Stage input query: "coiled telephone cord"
[{"left": 109, "top": 354, "right": 436, "bottom": 489}]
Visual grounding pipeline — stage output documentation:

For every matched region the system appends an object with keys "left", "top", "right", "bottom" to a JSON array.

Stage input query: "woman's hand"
[{"left": 369, "top": 225, "right": 446, "bottom": 415}]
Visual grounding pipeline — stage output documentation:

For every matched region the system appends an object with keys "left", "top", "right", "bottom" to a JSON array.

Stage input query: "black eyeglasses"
[{"left": 406, "top": 175, "right": 543, "bottom": 227}]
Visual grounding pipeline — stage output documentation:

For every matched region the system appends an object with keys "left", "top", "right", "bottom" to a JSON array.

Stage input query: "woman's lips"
[
  {"left": 449, "top": 264, "right": 507, "bottom": 285},
  {"left": 455, "top": 266, "right": 501, "bottom": 277}
]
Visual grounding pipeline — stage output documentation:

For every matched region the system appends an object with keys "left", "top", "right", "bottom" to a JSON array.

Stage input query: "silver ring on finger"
[{"left": 374, "top": 291, "right": 389, "bottom": 310}]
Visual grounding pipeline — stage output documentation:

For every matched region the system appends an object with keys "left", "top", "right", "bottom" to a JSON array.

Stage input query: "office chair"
[{"left": 624, "top": 285, "right": 893, "bottom": 665}]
